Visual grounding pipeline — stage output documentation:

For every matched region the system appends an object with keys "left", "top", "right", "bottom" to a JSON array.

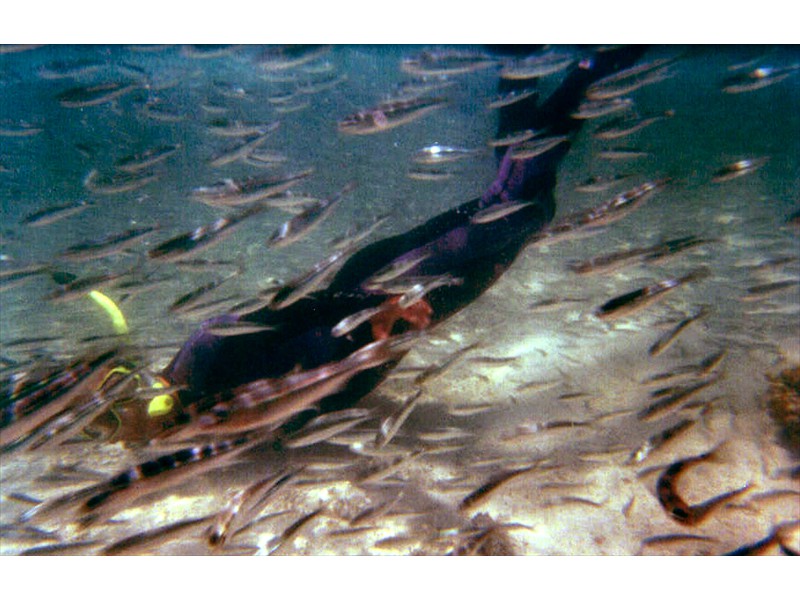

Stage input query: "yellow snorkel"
[{"left": 88, "top": 289, "right": 129, "bottom": 335}]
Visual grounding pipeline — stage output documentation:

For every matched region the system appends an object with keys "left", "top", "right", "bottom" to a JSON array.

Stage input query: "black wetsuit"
[{"left": 162, "top": 45, "right": 649, "bottom": 417}]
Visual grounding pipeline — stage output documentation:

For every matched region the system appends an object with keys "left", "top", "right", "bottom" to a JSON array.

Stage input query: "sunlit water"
[{"left": 0, "top": 45, "right": 798, "bottom": 555}]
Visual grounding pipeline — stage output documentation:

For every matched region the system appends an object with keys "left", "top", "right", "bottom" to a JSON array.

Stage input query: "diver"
[{"left": 154, "top": 45, "right": 650, "bottom": 438}]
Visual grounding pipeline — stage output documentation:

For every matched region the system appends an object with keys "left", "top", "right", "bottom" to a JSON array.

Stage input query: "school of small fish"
[{"left": 0, "top": 45, "right": 798, "bottom": 556}]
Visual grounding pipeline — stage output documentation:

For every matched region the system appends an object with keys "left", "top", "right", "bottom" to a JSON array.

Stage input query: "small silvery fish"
[
  {"left": 114, "top": 143, "right": 182, "bottom": 173},
  {"left": 401, "top": 50, "right": 498, "bottom": 77},
  {"left": 267, "top": 181, "right": 354, "bottom": 248},
  {"left": 470, "top": 201, "right": 530, "bottom": 225},
  {"left": 740, "top": 280, "right": 800, "bottom": 302},
  {"left": 57, "top": 81, "right": 139, "bottom": 108},
  {"left": 168, "top": 271, "right": 239, "bottom": 315},
  {"left": 83, "top": 169, "right": 159, "bottom": 194},
  {"left": 22, "top": 436, "right": 257, "bottom": 527},
  {"left": 207, "top": 470, "right": 297, "bottom": 548},
  {"left": 626, "top": 418, "right": 694, "bottom": 465},
  {"left": 148, "top": 204, "right": 265, "bottom": 262},
  {"left": 593, "top": 267, "right": 710, "bottom": 321},
  {"left": 637, "top": 377, "right": 718, "bottom": 421},
  {"left": 397, "top": 274, "right": 463, "bottom": 308},
  {"left": 412, "top": 145, "right": 478, "bottom": 165},
  {"left": 58, "top": 225, "right": 158, "bottom": 262},
  {"left": 44, "top": 272, "right": 125, "bottom": 303},
  {"left": 103, "top": 514, "right": 215, "bottom": 555},
  {"left": 20, "top": 200, "right": 93, "bottom": 227},
  {"left": 268, "top": 248, "right": 353, "bottom": 310},
  {"left": 363, "top": 251, "right": 432, "bottom": 289},
  {"left": 256, "top": 45, "right": 331, "bottom": 71},
  {"left": 487, "top": 128, "right": 538, "bottom": 148},
  {"left": 592, "top": 110, "right": 674, "bottom": 140},
  {"left": 487, "top": 88, "right": 538, "bottom": 110},
  {"left": 138, "top": 100, "right": 186, "bottom": 123},
  {"left": 204, "top": 321, "right": 274, "bottom": 337},
  {"left": 375, "top": 389, "right": 423, "bottom": 448},
  {"left": 597, "top": 147, "right": 650, "bottom": 160},
  {"left": 207, "top": 119, "right": 280, "bottom": 138},
  {"left": 574, "top": 173, "right": 634, "bottom": 193},
  {"left": 338, "top": 96, "right": 447, "bottom": 135},
  {"left": 284, "top": 411, "right": 371, "bottom": 449},
  {"left": 711, "top": 157, "right": 768, "bottom": 183},
  {"left": 585, "top": 58, "right": 674, "bottom": 100},
  {"left": 331, "top": 306, "right": 386, "bottom": 338},
  {"left": 37, "top": 58, "right": 103, "bottom": 80},
  {"left": 500, "top": 51, "right": 575, "bottom": 80},
  {"left": 0, "top": 123, "right": 43, "bottom": 137},
  {"left": 509, "top": 135, "right": 569, "bottom": 160},
  {"left": 1, "top": 349, "right": 120, "bottom": 450},
  {"left": 572, "top": 97, "right": 633, "bottom": 120},
  {"left": 192, "top": 169, "right": 313, "bottom": 207},
  {"left": 209, "top": 131, "right": 275, "bottom": 168},
  {"left": 648, "top": 307, "right": 709, "bottom": 357},
  {"left": 721, "top": 65, "right": 800, "bottom": 93},
  {"left": 458, "top": 465, "right": 537, "bottom": 514},
  {"left": 407, "top": 167, "right": 453, "bottom": 181}
]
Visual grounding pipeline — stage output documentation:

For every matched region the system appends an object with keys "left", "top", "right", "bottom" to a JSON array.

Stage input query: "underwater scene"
[{"left": 0, "top": 44, "right": 798, "bottom": 556}]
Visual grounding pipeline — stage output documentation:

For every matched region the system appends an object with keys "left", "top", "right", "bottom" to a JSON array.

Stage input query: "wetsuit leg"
[{"left": 162, "top": 45, "right": 649, "bottom": 404}]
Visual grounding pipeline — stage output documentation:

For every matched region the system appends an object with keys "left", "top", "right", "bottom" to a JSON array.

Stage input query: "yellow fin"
[{"left": 147, "top": 379, "right": 175, "bottom": 417}]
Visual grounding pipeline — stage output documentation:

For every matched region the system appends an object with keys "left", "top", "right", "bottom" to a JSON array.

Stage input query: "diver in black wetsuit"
[{"left": 159, "top": 45, "right": 649, "bottom": 429}]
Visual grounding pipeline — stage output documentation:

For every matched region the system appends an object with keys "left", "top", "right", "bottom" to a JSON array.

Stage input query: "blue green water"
[{"left": 0, "top": 45, "right": 798, "bottom": 556}]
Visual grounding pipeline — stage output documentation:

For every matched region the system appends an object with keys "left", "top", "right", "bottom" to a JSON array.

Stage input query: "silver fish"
[
  {"left": 83, "top": 169, "right": 159, "bottom": 195},
  {"left": 168, "top": 271, "right": 240, "bottom": 315},
  {"left": 592, "top": 110, "right": 674, "bottom": 140},
  {"left": 207, "top": 119, "right": 280, "bottom": 138},
  {"left": 500, "top": 51, "right": 575, "bottom": 80},
  {"left": 114, "top": 144, "right": 182, "bottom": 173},
  {"left": 209, "top": 131, "right": 275, "bottom": 168},
  {"left": 284, "top": 411, "right": 371, "bottom": 449},
  {"left": 598, "top": 147, "right": 650, "bottom": 160},
  {"left": 508, "top": 135, "right": 569, "bottom": 160},
  {"left": 363, "top": 251, "right": 432, "bottom": 290},
  {"left": 572, "top": 97, "right": 633, "bottom": 120},
  {"left": 648, "top": 307, "right": 709, "bottom": 357},
  {"left": 396, "top": 274, "right": 463, "bottom": 308},
  {"left": 102, "top": 514, "right": 216, "bottom": 555},
  {"left": 57, "top": 81, "right": 139, "bottom": 108},
  {"left": 268, "top": 247, "right": 353, "bottom": 310},
  {"left": 721, "top": 64, "right": 800, "bottom": 93},
  {"left": 711, "top": 157, "right": 768, "bottom": 183},
  {"left": 20, "top": 200, "right": 94, "bottom": 227},
  {"left": 192, "top": 169, "right": 314, "bottom": 207},
  {"left": 412, "top": 145, "right": 478, "bottom": 165},
  {"left": 148, "top": 204, "right": 266, "bottom": 262},
  {"left": 21, "top": 436, "right": 258, "bottom": 527},
  {"left": 338, "top": 97, "right": 447, "bottom": 135},
  {"left": 586, "top": 59, "right": 674, "bottom": 100},
  {"left": 487, "top": 88, "right": 538, "bottom": 110},
  {"left": 626, "top": 418, "right": 695, "bottom": 465},
  {"left": 375, "top": 388, "right": 423, "bottom": 448},
  {"left": 57, "top": 225, "right": 158, "bottom": 262},
  {"left": 637, "top": 376, "right": 718, "bottom": 421},
  {"left": 593, "top": 267, "right": 710, "bottom": 321},
  {"left": 331, "top": 306, "right": 386, "bottom": 338},
  {"left": 267, "top": 181, "right": 355, "bottom": 248},
  {"left": 401, "top": 50, "right": 498, "bottom": 77}
]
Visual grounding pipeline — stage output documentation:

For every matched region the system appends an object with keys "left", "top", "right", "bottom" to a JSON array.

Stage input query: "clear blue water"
[{"left": 0, "top": 45, "right": 798, "bottom": 556}]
